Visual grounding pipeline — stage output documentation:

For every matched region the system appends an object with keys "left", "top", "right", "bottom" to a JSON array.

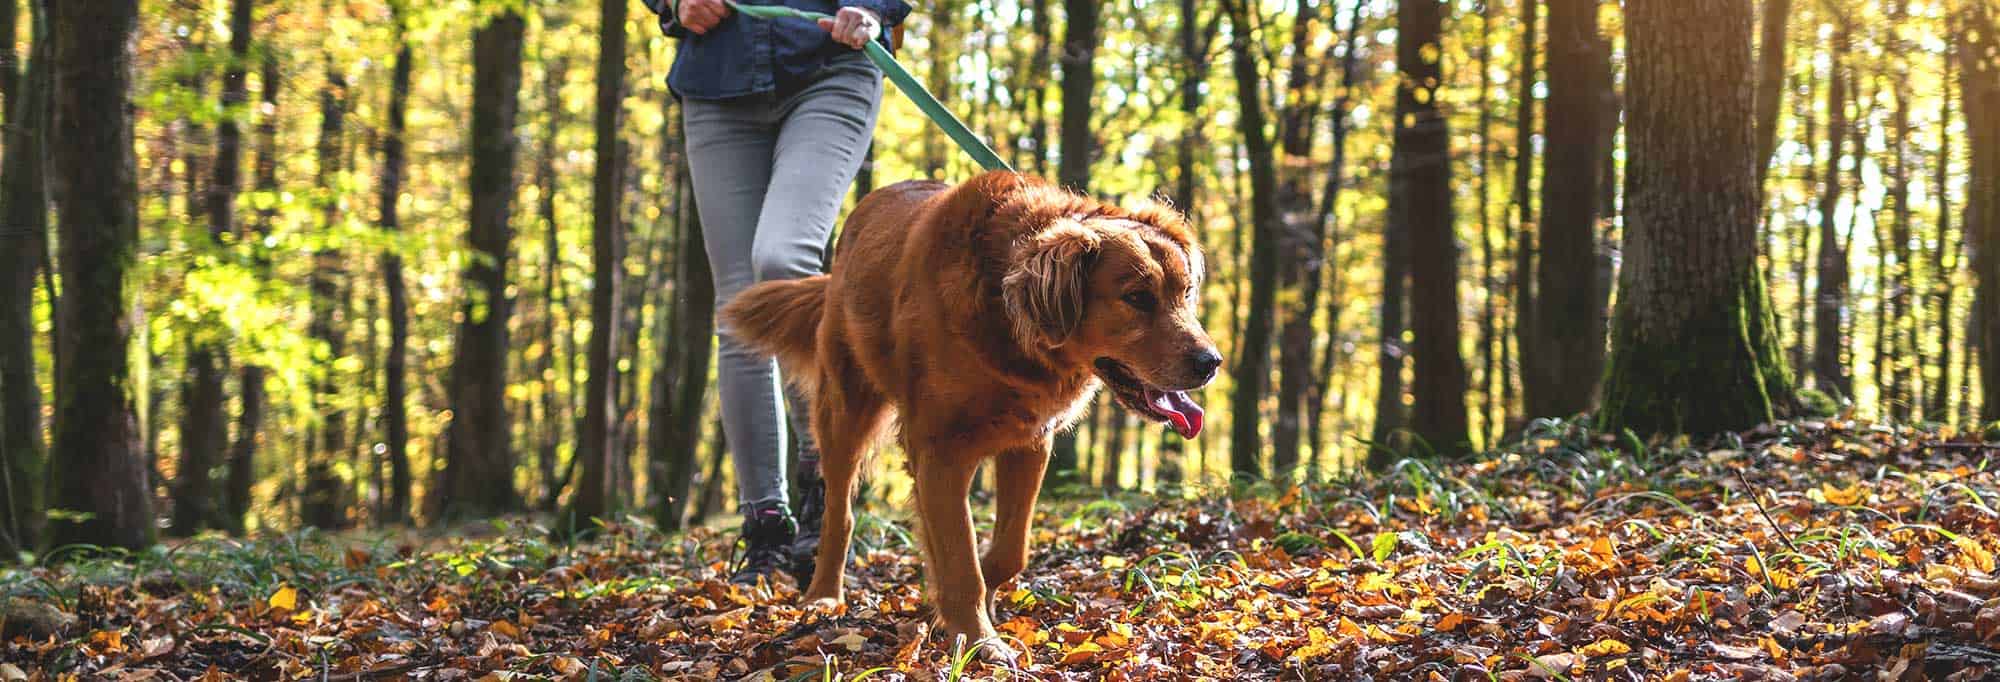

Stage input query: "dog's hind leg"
[
  {"left": 800, "top": 352, "right": 886, "bottom": 612},
  {"left": 981, "top": 444, "right": 1048, "bottom": 602}
]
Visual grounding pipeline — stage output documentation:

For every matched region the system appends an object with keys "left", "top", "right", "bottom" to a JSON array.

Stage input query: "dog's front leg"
[
  {"left": 911, "top": 448, "right": 1015, "bottom": 662},
  {"left": 981, "top": 445, "right": 1048, "bottom": 603}
]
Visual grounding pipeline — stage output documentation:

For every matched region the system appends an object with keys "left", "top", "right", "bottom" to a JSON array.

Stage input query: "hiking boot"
[
  {"left": 730, "top": 503, "right": 798, "bottom": 586},
  {"left": 789, "top": 472, "right": 826, "bottom": 585}
]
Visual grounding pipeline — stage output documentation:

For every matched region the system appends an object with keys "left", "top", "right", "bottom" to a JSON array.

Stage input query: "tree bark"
[
  {"left": 0, "top": 0, "right": 49, "bottom": 556},
  {"left": 1965, "top": 3, "right": 2000, "bottom": 422},
  {"left": 1273, "top": 0, "right": 1325, "bottom": 477},
  {"left": 378, "top": 3, "right": 413, "bottom": 524},
  {"left": 1523, "top": 0, "right": 1607, "bottom": 421},
  {"left": 1598, "top": 0, "right": 1795, "bottom": 436},
  {"left": 562, "top": 0, "right": 626, "bottom": 534},
  {"left": 1929, "top": 44, "right": 1956, "bottom": 421},
  {"left": 1046, "top": 0, "right": 1098, "bottom": 488},
  {"left": 1753, "top": 0, "right": 1790, "bottom": 185},
  {"left": 653, "top": 155, "right": 712, "bottom": 533},
  {"left": 1510, "top": 0, "right": 1539, "bottom": 433},
  {"left": 1887, "top": 0, "right": 1914, "bottom": 420},
  {"left": 170, "top": 0, "right": 256, "bottom": 538},
  {"left": 1394, "top": 0, "right": 1469, "bottom": 457},
  {"left": 1223, "top": 0, "right": 1281, "bottom": 479},
  {"left": 1308, "top": 0, "right": 1365, "bottom": 474},
  {"left": 1474, "top": 0, "right": 1499, "bottom": 448},
  {"left": 226, "top": 50, "right": 280, "bottom": 536},
  {"left": 535, "top": 56, "right": 568, "bottom": 512},
  {"left": 302, "top": 60, "right": 349, "bottom": 530},
  {"left": 437, "top": 11, "right": 526, "bottom": 520},
  {"left": 1813, "top": 20, "right": 1852, "bottom": 398},
  {"left": 45, "top": 0, "right": 153, "bottom": 551}
]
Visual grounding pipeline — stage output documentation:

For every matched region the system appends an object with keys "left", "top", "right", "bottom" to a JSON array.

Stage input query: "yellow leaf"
[
  {"left": 1438, "top": 613, "right": 1467, "bottom": 632},
  {"left": 1954, "top": 536, "right": 1997, "bottom": 572},
  {"left": 1819, "top": 482, "right": 1864, "bottom": 506},
  {"left": 267, "top": 585, "right": 298, "bottom": 611},
  {"left": 1101, "top": 555, "right": 1128, "bottom": 569},
  {"left": 1060, "top": 640, "right": 1105, "bottom": 665},
  {"left": 1577, "top": 638, "right": 1632, "bottom": 658}
]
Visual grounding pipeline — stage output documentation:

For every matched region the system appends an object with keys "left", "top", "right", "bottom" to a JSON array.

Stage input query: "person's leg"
[
  {"left": 751, "top": 55, "right": 884, "bottom": 578},
  {"left": 682, "top": 96, "right": 795, "bottom": 526},
  {"left": 754, "top": 55, "right": 883, "bottom": 437}
]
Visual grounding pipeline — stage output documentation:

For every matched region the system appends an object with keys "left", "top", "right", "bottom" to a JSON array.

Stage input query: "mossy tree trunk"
[
  {"left": 1599, "top": 0, "right": 1795, "bottom": 437},
  {"left": 0, "top": 0, "right": 49, "bottom": 557},
  {"left": 46, "top": 0, "right": 154, "bottom": 551}
]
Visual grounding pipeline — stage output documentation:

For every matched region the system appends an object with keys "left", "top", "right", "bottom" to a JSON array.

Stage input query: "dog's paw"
[
  {"left": 801, "top": 596, "right": 847, "bottom": 616},
  {"left": 964, "top": 635, "right": 1020, "bottom": 666}
]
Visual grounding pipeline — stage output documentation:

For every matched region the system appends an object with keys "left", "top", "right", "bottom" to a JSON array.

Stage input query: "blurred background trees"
[{"left": 0, "top": 0, "right": 1994, "bottom": 547}]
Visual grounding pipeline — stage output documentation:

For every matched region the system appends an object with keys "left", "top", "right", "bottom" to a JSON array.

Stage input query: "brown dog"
[{"left": 721, "top": 170, "right": 1219, "bottom": 659}]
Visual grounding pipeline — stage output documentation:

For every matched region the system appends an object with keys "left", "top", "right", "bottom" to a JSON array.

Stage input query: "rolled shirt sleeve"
[{"left": 644, "top": 0, "right": 693, "bottom": 38}]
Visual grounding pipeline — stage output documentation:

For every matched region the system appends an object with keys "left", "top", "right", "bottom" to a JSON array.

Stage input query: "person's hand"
[
  {"left": 678, "top": 0, "right": 731, "bottom": 34},
  {"left": 817, "top": 6, "right": 882, "bottom": 49}
]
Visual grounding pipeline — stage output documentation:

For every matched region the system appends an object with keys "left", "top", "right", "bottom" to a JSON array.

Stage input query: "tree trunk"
[
  {"left": 1510, "top": 0, "right": 1539, "bottom": 433},
  {"left": 1026, "top": 0, "right": 1051, "bottom": 176},
  {"left": 1272, "top": 0, "right": 1324, "bottom": 478},
  {"left": 170, "top": 0, "right": 255, "bottom": 538},
  {"left": 1887, "top": 2, "right": 1914, "bottom": 420},
  {"left": 1929, "top": 47, "right": 1956, "bottom": 421},
  {"left": 1395, "top": 0, "right": 1470, "bottom": 457},
  {"left": 653, "top": 156, "right": 712, "bottom": 533},
  {"left": 1223, "top": 0, "right": 1280, "bottom": 479},
  {"left": 1045, "top": 0, "right": 1097, "bottom": 489},
  {"left": 535, "top": 56, "right": 568, "bottom": 512},
  {"left": 303, "top": 59, "right": 349, "bottom": 530},
  {"left": 1102, "top": 413, "right": 1125, "bottom": 491},
  {"left": 1309, "top": 0, "right": 1366, "bottom": 473},
  {"left": 378, "top": 5, "right": 413, "bottom": 525},
  {"left": 0, "top": 0, "right": 49, "bottom": 556},
  {"left": 1598, "top": 0, "right": 1794, "bottom": 436},
  {"left": 1966, "top": 3, "right": 2000, "bottom": 422},
  {"left": 437, "top": 10, "right": 526, "bottom": 520},
  {"left": 1521, "top": 0, "right": 1607, "bottom": 421},
  {"left": 1813, "top": 20, "right": 1852, "bottom": 398},
  {"left": 562, "top": 0, "right": 627, "bottom": 534},
  {"left": 1790, "top": 60, "right": 1816, "bottom": 389},
  {"left": 226, "top": 50, "right": 280, "bottom": 537},
  {"left": 45, "top": 0, "right": 153, "bottom": 551},
  {"left": 1753, "top": 0, "right": 1789, "bottom": 185},
  {"left": 1057, "top": 0, "right": 1096, "bottom": 191}
]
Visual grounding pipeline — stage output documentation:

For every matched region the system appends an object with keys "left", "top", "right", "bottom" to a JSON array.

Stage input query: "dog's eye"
[{"left": 1121, "top": 291, "right": 1157, "bottom": 312}]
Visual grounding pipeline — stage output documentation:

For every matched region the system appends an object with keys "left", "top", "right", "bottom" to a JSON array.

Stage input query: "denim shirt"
[{"left": 644, "top": 0, "right": 913, "bottom": 101}]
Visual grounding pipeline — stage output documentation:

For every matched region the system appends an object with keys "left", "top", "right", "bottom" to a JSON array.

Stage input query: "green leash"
[{"left": 723, "top": 1, "right": 1014, "bottom": 173}]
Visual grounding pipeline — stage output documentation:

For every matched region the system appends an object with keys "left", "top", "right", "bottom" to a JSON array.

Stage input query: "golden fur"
[{"left": 721, "top": 170, "right": 1218, "bottom": 659}]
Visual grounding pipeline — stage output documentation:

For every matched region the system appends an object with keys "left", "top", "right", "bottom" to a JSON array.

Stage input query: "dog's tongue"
[{"left": 1149, "top": 389, "right": 1204, "bottom": 439}]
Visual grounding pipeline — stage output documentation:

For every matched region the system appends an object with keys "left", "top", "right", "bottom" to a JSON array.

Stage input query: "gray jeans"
[{"left": 684, "top": 54, "right": 882, "bottom": 514}]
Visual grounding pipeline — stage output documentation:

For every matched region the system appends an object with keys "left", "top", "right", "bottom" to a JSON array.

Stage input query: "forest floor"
[{"left": 6, "top": 420, "right": 2000, "bottom": 681}]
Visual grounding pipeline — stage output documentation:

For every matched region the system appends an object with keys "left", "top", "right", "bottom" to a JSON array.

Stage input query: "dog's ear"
[{"left": 1003, "top": 219, "right": 1101, "bottom": 348}]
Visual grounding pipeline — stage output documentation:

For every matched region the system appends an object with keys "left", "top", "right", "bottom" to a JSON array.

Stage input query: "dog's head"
[{"left": 1000, "top": 187, "right": 1220, "bottom": 439}]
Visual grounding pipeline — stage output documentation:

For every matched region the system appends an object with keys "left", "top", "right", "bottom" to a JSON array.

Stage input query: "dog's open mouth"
[{"left": 1093, "top": 358, "right": 1204, "bottom": 439}]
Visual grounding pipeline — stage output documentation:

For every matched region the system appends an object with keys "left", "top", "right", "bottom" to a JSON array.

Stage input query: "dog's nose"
[{"left": 1188, "top": 348, "right": 1223, "bottom": 379}]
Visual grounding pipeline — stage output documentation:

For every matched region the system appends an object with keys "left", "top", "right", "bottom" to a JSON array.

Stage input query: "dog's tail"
[{"left": 719, "top": 275, "right": 828, "bottom": 381}]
